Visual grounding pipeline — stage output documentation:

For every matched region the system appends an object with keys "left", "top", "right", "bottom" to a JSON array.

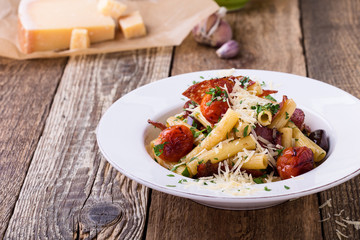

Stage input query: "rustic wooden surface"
[
  {"left": 0, "top": 0, "right": 359, "bottom": 239},
  {"left": 0, "top": 57, "right": 68, "bottom": 238},
  {"left": 302, "top": 0, "right": 360, "bottom": 239}
]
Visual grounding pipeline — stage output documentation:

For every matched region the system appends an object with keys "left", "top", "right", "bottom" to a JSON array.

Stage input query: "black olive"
[{"left": 309, "top": 130, "right": 329, "bottom": 152}]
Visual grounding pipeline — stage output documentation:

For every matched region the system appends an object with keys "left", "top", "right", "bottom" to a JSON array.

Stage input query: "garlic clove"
[
  {"left": 216, "top": 40, "right": 239, "bottom": 59},
  {"left": 192, "top": 7, "right": 232, "bottom": 47}
]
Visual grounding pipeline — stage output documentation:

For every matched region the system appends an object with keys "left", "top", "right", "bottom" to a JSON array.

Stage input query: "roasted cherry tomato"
[
  {"left": 200, "top": 93, "right": 229, "bottom": 125},
  {"left": 153, "top": 125, "right": 194, "bottom": 162},
  {"left": 276, "top": 147, "right": 314, "bottom": 180}
]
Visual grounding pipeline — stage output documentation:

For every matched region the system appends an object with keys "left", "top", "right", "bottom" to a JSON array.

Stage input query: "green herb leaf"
[
  {"left": 153, "top": 142, "right": 168, "bottom": 156},
  {"left": 167, "top": 174, "right": 175, "bottom": 177},
  {"left": 206, "top": 126, "right": 213, "bottom": 135},
  {"left": 200, "top": 76, "right": 204, "bottom": 79},
  {"left": 243, "top": 125, "right": 249, "bottom": 137},
  {"left": 181, "top": 167, "right": 190, "bottom": 177},
  {"left": 170, "top": 163, "right": 186, "bottom": 172},
  {"left": 264, "top": 186, "right": 272, "bottom": 191},
  {"left": 253, "top": 178, "right": 263, "bottom": 184},
  {"left": 276, "top": 148, "right": 284, "bottom": 156},
  {"left": 285, "top": 112, "right": 289, "bottom": 119},
  {"left": 204, "top": 87, "right": 228, "bottom": 107},
  {"left": 190, "top": 127, "right": 201, "bottom": 138},
  {"left": 166, "top": 185, "right": 176, "bottom": 187},
  {"left": 178, "top": 179, "right": 188, "bottom": 184},
  {"left": 265, "top": 95, "right": 277, "bottom": 102},
  {"left": 284, "top": 185, "right": 290, "bottom": 190}
]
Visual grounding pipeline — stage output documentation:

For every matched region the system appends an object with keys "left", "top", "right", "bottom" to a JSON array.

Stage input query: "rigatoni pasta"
[{"left": 148, "top": 74, "right": 329, "bottom": 186}]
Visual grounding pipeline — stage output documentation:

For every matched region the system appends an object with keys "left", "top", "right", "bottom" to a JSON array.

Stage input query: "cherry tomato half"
[
  {"left": 200, "top": 94, "right": 229, "bottom": 125},
  {"left": 276, "top": 147, "right": 314, "bottom": 180},
  {"left": 153, "top": 125, "right": 194, "bottom": 162}
]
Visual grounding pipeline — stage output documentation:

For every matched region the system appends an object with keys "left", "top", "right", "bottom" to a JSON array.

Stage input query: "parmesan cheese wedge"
[
  {"left": 119, "top": 11, "right": 147, "bottom": 39},
  {"left": 18, "top": 0, "right": 115, "bottom": 53}
]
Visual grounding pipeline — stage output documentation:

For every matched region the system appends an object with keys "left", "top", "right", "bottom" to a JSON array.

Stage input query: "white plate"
[{"left": 96, "top": 69, "right": 360, "bottom": 210}]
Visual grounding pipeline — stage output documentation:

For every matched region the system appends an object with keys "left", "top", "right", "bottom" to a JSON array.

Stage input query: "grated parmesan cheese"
[
  {"left": 319, "top": 198, "right": 332, "bottom": 209},
  {"left": 342, "top": 219, "right": 360, "bottom": 230},
  {"left": 336, "top": 229, "right": 349, "bottom": 239}
]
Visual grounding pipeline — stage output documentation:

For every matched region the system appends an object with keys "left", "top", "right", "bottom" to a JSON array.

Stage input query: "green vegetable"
[
  {"left": 153, "top": 142, "right": 168, "bottom": 156},
  {"left": 264, "top": 186, "right": 271, "bottom": 191}
]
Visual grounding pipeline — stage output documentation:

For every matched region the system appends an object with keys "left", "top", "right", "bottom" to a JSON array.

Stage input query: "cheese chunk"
[
  {"left": 18, "top": 0, "right": 115, "bottom": 54},
  {"left": 97, "top": 0, "right": 127, "bottom": 19},
  {"left": 70, "top": 29, "right": 90, "bottom": 50},
  {"left": 119, "top": 11, "right": 147, "bottom": 39}
]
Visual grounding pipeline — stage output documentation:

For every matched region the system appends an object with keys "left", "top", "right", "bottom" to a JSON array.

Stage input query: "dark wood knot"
[{"left": 81, "top": 202, "right": 122, "bottom": 228}]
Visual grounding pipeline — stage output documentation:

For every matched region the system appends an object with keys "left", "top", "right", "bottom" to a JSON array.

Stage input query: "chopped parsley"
[
  {"left": 166, "top": 185, "right": 176, "bottom": 187},
  {"left": 243, "top": 125, "right": 249, "bottom": 137},
  {"left": 276, "top": 148, "right": 284, "bottom": 156},
  {"left": 253, "top": 178, "right": 263, "bottom": 184},
  {"left": 178, "top": 179, "right": 188, "bottom": 184},
  {"left": 200, "top": 76, "right": 204, "bottom": 79},
  {"left": 284, "top": 185, "right": 290, "bottom": 190},
  {"left": 203, "top": 182, "right": 208, "bottom": 185},
  {"left": 167, "top": 174, "right": 175, "bottom": 177},
  {"left": 261, "top": 81, "right": 266, "bottom": 86},
  {"left": 264, "top": 186, "right": 272, "bottom": 191},
  {"left": 190, "top": 127, "right": 204, "bottom": 138},
  {"left": 205, "top": 87, "right": 228, "bottom": 106},
  {"left": 285, "top": 112, "right": 289, "bottom": 119},
  {"left": 239, "top": 76, "right": 251, "bottom": 89},
  {"left": 153, "top": 142, "right": 168, "bottom": 156},
  {"left": 193, "top": 80, "right": 200, "bottom": 85},
  {"left": 170, "top": 163, "right": 185, "bottom": 172},
  {"left": 205, "top": 126, "right": 213, "bottom": 135},
  {"left": 265, "top": 95, "right": 277, "bottom": 102},
  {"left": 181, "top": 167, "right": 190, "bottom": 177},
  {"left": 254, "top": 103, "right": 280, "bottom": 115}
]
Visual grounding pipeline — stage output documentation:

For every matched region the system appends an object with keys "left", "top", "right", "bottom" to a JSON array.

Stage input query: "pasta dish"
[{"left": 147, "top": 75, "right": 329, "bottom": 189}]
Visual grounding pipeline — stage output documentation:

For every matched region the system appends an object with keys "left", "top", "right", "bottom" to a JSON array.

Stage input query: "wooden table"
[{"left": 1, "top": 0, "right": 359, "bottom": 239}]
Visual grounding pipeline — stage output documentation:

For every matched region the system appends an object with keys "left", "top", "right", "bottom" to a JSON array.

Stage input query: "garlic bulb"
[
  {"left": 192, "top": 7, "right": 232, "bottom": 47},
  {"left": 216, "top": 40, "right": 239, "bottom": 59}
]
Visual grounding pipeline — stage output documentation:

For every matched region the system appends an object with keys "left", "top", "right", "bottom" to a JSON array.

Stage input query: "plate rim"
[{"left": 96, "top": 69, "right": 360, "bottom": 202}]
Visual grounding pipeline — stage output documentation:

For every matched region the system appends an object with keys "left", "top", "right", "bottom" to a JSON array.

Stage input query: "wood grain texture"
[
  {"left": 146, "top": 0, "right": 322, "bottom": 239},
  {"left": 0, "top": 57, "right": 67, "bottom": 238},
  {"left": 4, "top": 48, "right": 172, "bottom": 239},
  {"left": 172, "top": 0, "right": 306, "bottom": 76},
  {"left": 301, "top": 0, "right": 360, "bottom": 239}
]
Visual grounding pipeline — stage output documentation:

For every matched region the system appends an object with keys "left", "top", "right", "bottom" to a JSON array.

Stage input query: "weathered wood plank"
[
  {"left": 4, "top": 48, "right": 172, "bottom": 239},
  {"left": 301, "top": 0, "right": 360, "bottom": 239},
  {"left": 147, "top": 0, "right": 323, "bottom": 239},
  {"left": 0, "top": 57, "right": 67, "bottom": 238},
  {"left": 172, "top": 0, "right": 306, "bottom": 75}
]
